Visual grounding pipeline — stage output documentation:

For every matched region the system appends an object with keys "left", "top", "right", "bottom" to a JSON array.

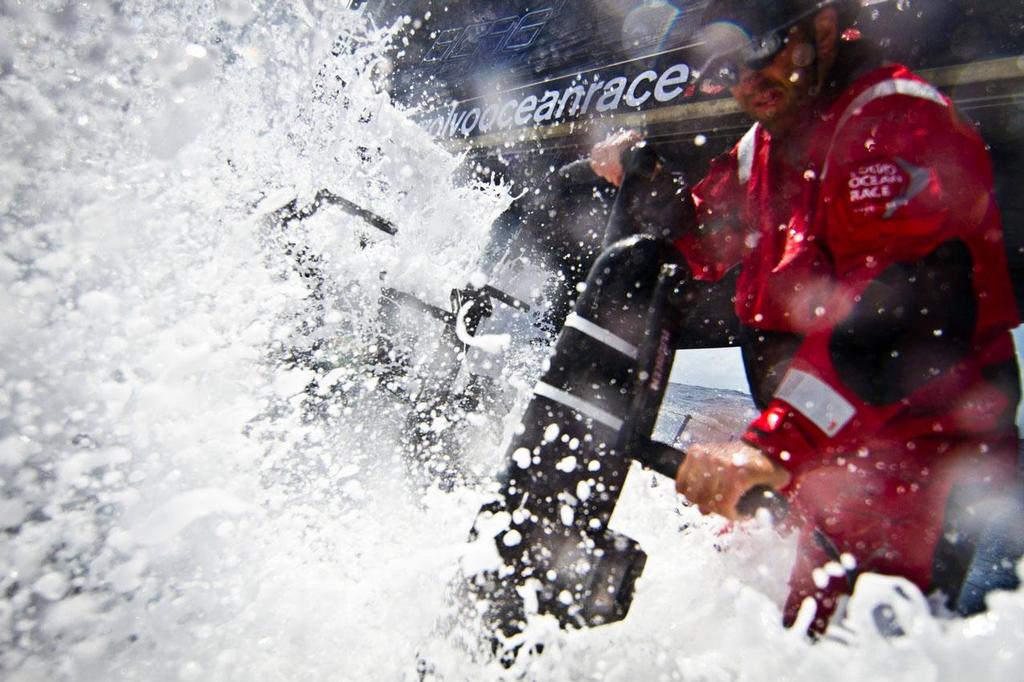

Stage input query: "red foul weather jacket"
[{"left": 677, "top": 63, "right": 1021, "bottom": 629}]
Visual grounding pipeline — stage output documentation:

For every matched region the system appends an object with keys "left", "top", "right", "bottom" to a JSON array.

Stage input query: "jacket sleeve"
[
  {"left": 674, "top": 150, "right": 747, "bottom": 282},
  {"left": 742, "top": 90, "right": 1015, "bottom": 480}
]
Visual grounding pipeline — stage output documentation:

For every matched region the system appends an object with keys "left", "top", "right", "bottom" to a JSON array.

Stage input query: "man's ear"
[{"left": 813, "top": 6, "right": 840, "bottom": 62}]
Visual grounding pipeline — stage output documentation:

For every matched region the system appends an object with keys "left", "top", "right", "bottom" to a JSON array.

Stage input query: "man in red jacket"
[{"left": 592, "top": 0, "right": 1021, "bottom": 632}]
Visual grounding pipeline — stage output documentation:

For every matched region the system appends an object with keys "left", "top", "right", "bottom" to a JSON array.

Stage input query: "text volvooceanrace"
[{"left": 423, "top": 62, "right": 696, "bottom": 139}]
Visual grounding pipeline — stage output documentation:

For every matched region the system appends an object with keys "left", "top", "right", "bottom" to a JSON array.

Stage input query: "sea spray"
[{"left": 2, "top": 2, "right": 1023, "bottom": 681}]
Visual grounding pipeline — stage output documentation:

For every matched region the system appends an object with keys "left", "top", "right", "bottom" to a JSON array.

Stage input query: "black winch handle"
[
  {"left": 557, "top": 158, "right": 599, "bottom": 185},
  {"left": 481, "top": 284, "right": 530, "bottom": 312},
  {"left": 631, "top": 440, "right": 788, "bottom": 521},
  {"left": 631, "top": 439, "right": 686, "bottom": 479},
  {"left": 734, "top": 485, "right": 789, "bottom": 521},
  {"left": 277, "top": 189, "right": 398, "bottom": 235},
  {"left": 621, "top": 141, "right": 661, "bottom": 178}
]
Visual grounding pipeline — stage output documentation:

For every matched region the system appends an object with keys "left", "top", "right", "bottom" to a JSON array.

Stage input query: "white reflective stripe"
[
  {"left": 534, "top": 381, "right": 624, "bottom": 431},
  {"left": 823, "top": 78, "right": 949, "bottom": 179},
  {"left": 837, "top": 78, "right": 948, "bottom": 134},
  {"left": 736, "top": 123, "right": 759, "bottom": 185},
  {"left": 773, "top": 369, "right": 855, "bottom": 438},
  {"left": 564, "top": 313, "right": 638, "bottom": 359}
]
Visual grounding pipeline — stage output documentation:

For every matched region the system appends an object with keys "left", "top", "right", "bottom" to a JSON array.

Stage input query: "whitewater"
[{"left": 1, "top": 2, "right": 1022, "bottom": 680}]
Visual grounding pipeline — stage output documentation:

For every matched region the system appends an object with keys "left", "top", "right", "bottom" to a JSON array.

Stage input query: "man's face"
[{"left": 729, "top": 26, "right": 816, "bottom": 135}]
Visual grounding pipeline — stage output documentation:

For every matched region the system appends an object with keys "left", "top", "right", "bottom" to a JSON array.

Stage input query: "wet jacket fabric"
[{"left": 678, "top": 63, "right": 1021, "bottom": 630}]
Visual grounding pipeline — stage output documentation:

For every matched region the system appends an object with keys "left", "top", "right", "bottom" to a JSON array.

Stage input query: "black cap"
[{"left": 694, "top": 0, "right": 859, "bottom": 84}]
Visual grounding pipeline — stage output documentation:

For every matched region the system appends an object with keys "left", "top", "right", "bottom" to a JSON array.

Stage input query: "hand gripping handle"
[
  {"left": 631, "top": 440, "right": 788, "bottom": 521},
  {"left": 556, "top": 142, "right": 662, "bottom": 186}
]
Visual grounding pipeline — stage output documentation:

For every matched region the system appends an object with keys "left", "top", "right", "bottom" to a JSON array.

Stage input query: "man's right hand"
[
  {"left": 675, "top": 441, "right": 791, "bottom": 520},
  {"left": 590, "top": 129, "right": 644, "bottom": 187}
]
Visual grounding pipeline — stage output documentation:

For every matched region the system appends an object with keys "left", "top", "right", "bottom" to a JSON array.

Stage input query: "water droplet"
[{"left": 502, "top": 530, "right": 522, "bottom": 547}]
